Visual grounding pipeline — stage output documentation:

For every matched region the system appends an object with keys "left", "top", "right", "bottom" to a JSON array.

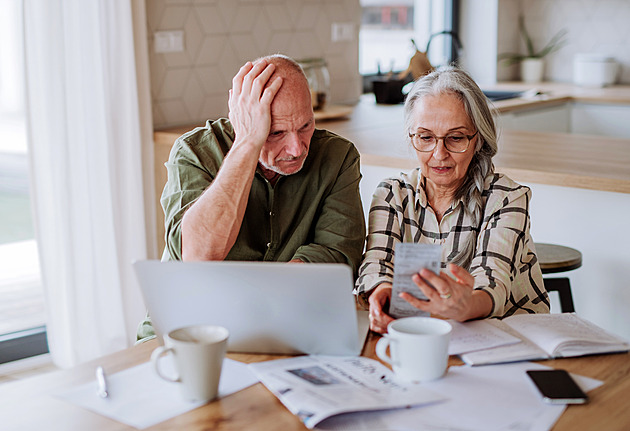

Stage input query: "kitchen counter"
[
  {"left": 485, "top": 81, "right": 630, "bottom": 112},
  {"left": 154, "top": 83, "right": 630, "bottom": 198},
  {"left": 315, "top": 92, "right": 630, "bottom": 194}
]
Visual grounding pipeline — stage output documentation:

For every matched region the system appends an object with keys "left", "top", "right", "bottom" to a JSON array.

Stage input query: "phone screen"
[{"left": 526, "top": 369, "right": 588, "bottom": 404}]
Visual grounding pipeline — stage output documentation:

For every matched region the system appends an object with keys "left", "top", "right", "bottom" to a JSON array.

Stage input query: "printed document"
[
  {"left": 248, "top": 355, "right": 446, "bottom": 429},
  {"left": 317, "top": 362, "right": 603, "bottom": 431},
  {"left": 390, "top": 243, "right": 442, "bottom": 318}
]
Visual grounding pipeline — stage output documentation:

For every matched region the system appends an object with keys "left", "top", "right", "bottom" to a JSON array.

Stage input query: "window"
[
  {"left": 0, "top": 0, "right": 48, "bottom": 364},
  {"left": 359, "top": 0, "right": 458, "bottom": 77}
]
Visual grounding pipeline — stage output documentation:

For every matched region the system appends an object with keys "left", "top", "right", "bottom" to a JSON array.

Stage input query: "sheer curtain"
[{"left": 23, "top": 0, "right": 155, "bottom": 367}]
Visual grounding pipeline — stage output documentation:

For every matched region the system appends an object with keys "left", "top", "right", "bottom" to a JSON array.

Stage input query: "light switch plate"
[
  {"left": 154, "top": 30, "right": 185, "bottom": 53},
  {"left": 331, "top": 22, "right": 354, "bottom": 42}
]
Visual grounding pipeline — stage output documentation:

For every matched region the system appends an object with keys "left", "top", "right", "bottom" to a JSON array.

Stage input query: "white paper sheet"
[
  {"left": 55, "top": 358, "right": 258, "bottom": 429},
  {"left": 317, "top": 362, "right": 603, "bottom": 431},
  {"left": 390, "top": 243, "right": 442, "bottom": 318},
  {"left": 447, "top": 319, "right": 521, "bottom": 355}
]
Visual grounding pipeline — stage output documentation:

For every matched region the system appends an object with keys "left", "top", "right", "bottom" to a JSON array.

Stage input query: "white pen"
[{"left": 96, "top": 366, "right": 109, "bottom": 398}]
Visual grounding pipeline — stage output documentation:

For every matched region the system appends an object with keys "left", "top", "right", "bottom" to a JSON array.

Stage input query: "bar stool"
[{"left": 535, "top": 243, "right": 582, "bottom": 313}]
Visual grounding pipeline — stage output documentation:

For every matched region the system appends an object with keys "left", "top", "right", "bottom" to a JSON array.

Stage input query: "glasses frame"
[{"left": 409, "top": 130, "right": 479, "bottom": 153}]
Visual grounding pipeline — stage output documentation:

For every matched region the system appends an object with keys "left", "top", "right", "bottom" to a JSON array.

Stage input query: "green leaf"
[
  {"left": 536, "top": 29, "right": 568, "bottom": 58},
  {"left": 519, "top": 15, "right": 535, "bottom": 57},
  {"left": 498, "top": 15, "right": 567, "bottom": 66}
]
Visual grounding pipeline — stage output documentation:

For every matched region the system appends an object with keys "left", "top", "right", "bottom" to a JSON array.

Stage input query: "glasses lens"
[
  {"left": 411, "top": 131, "right": 475, "bottom": 152},
  {"left": 444, "top": 134, "right": 469, "bottom": 152},
  {"left": 414, "top": 134, "right": 436, "bottom": 151}
]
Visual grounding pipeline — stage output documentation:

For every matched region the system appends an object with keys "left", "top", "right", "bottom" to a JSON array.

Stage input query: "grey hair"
[{"left": 404, "top": 66, "right": 498, "bottom": 269}]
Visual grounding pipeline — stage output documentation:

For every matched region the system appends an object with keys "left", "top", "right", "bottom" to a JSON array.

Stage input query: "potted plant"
[{"left": 499, "top": 15, "right": 567, "bottom": 83}]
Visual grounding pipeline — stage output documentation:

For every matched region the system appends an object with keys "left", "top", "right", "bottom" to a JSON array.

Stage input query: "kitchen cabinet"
[
  {"left": 497, "top": 103, "right": 570, "bottom": 134},
  {"left": 497, "top": 99, "right": 630, "bottom": 139},
  {"left": 571, "top": 102, "right": 630, "bottom": 139}
]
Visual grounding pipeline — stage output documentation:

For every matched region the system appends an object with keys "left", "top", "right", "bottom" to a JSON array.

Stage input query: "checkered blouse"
[{"left": 354, "top": 168, "right": 549, "bottom": 318}]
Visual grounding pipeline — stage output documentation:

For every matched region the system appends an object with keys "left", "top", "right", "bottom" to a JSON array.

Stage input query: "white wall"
[
  {"left": 462, "top": 0, "right": 630, "bottom": 84},
  {"left": 513, "top": 0, "right": 630, "bottom": 84},
  {"left": 458, "top": 0, "right": 500, "bottom": 85},
  {"left": 527, "top": 182, "right": 630, "bottom": 341}
]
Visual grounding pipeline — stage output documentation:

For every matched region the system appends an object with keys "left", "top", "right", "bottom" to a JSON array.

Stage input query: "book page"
[
  {"left": 503, "top": 313, "right": 630, "bottom": 357},
  {"left": 459, "top": 320, "right": 548, "bottom": 365},
  {"left": 447, "top": 319, "right": 521, "bottom": 355},
  {"left": 389, "top": 243, "right": 441, "bottom": 319}
]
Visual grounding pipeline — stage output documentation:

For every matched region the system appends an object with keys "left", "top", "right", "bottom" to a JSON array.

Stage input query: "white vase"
[{"left": 520, "top": 58, "right": 544, "bottom": 83}]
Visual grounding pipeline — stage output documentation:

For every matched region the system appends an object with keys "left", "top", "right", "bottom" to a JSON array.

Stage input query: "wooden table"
[{"left": 1, "top": 333, "right": 629, "bottom": 430}]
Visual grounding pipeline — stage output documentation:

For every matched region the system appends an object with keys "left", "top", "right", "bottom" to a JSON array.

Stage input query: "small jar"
[{"left": 298, "top": 58, "right": 330, "bottom": 111}]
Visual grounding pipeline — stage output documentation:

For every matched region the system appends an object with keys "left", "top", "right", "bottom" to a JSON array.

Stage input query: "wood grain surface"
[{"left": 1, "top": 333, "right": 629, "bottom": 430}]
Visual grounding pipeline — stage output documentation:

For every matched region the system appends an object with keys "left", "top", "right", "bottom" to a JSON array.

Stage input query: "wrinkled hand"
[
  {"left": 228, "top": 60, "right": 283, "bottom": 149},
  {"left": 368, "top": 283, "right": 395, "bottom": 334},
  {"left": 400, "top": 263, "right": 478, "bottom": 321}
]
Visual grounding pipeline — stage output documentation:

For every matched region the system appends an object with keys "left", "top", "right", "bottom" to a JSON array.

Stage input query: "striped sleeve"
[
  {"left": 354, "top": 179, "right": 403, "bottom": 297},
  {"left": 470, "top": 177, "right": 549, "bottom": 317}
]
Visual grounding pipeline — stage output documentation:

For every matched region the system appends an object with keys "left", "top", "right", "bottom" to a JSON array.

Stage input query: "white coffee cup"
[
  {"left": 376, "top": 317, "right": 451, "bottom": 383},
  {"left": 151, "top": 325, "right": 229, "bottom": 402}
]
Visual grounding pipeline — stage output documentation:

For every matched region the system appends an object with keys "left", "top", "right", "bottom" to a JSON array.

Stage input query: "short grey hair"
[{"left": 404, "top": 66, "right": 498, "bottom": 269}]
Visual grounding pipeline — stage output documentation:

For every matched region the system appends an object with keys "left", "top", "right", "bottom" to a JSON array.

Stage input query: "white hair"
[{"left": 404, "top": 66, "right": 498, "bottom": 269}]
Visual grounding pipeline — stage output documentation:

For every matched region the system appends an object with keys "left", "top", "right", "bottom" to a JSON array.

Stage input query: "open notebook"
[
  {"left": 459, "top": 313, "right": 630, "bottom": 366},
  {"left": 133, "top": 260, "right": 369, "bottom": 356}
]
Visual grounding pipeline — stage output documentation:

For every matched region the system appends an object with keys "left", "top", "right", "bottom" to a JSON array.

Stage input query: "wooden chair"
[{"left": 535, "top": 243, "right": 582, "bottom": 313}]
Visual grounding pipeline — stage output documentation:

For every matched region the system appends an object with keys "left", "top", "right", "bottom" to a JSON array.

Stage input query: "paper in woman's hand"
[{"left": 389, "top": 243, "right": 442, "bottom": 318}]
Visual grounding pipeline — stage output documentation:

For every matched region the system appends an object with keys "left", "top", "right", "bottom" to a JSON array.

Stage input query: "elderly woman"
[{"left": 355, "top": 66, "right": 549, "bottom": 334}]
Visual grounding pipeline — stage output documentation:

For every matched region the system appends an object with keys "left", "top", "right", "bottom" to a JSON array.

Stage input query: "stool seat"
[{"left": 535, "top": 243, "right": 583, "bottom": 274}]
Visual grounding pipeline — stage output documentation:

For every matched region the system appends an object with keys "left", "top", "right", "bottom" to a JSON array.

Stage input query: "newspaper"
[
  {"left": 389, "top": 243, "right": 442, "bottom": 318},
  {"left": 248, "top": 355, "right": 446, "bottom": 429}
]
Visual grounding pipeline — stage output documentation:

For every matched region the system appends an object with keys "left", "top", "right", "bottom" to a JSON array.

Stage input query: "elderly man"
[{"left": 137, "top": 55, "right": 365, "bottom": 341}]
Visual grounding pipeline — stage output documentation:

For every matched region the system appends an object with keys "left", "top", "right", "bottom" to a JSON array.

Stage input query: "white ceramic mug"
[
  {"left": 151, "top": 325, "right": 229, "bottom": 402},
  {"left": 376, "top": 317, "right": 451, "bottom": 383}
]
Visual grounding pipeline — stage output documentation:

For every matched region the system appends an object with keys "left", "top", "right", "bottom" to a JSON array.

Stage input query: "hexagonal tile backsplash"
[{"left": 148, "top": 0, "right": 361, "bottom": 129}]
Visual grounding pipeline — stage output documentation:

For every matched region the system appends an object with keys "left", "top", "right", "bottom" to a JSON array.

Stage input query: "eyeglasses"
[{"left": 409, "top": 130, "right": 478, "bottom": 153}]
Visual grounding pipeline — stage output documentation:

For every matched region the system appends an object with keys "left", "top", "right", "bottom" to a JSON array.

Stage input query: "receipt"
[{"left": 389, "top": 243, "right": 442, "bottom": 318}]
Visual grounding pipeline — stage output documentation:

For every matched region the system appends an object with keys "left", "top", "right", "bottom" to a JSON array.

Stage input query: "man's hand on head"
[{"left": 228, "top": 60, "right": 283, "bottom": 151}]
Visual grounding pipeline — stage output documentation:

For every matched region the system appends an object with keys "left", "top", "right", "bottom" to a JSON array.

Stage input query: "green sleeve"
[
  {"left": 292, "top": 148, "right": 366, "bottom": 277},
  {"left": 160, "top": 123, "right": 228, "bottom": 261}
]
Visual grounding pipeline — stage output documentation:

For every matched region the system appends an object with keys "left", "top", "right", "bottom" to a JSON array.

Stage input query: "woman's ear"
[{"left": 475, "top": 136, "right": 485, "bottom": 153}]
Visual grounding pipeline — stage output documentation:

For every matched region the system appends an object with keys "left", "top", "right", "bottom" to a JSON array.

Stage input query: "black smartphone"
[{"left": 526, "top": 369, "right": 588, "bottom": 405}]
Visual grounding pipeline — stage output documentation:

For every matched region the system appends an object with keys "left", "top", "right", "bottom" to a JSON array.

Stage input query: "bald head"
[
  {"left": 244, "top": 55, "right": 315, "bottom": 177},
  {"left": 253, "top": 55, "right": 312, "bottom": 107}
]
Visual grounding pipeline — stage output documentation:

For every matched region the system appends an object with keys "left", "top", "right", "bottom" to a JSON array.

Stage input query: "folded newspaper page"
[{"left": 248, "top": 355, "right": 446, "bottom": 429}]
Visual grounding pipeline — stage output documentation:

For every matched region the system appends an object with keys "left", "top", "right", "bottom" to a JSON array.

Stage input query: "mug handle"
[
  {"left": 375, "top": 336, "right": 392, "bottom": 365},
  {"left": 151, "top": 346, "right": 181, "bottom": 383}
]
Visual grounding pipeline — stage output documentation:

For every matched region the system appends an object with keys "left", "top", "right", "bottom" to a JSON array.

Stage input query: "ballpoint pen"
[{"left": 96, "top": 366, "right": 109, "bottom": 398}]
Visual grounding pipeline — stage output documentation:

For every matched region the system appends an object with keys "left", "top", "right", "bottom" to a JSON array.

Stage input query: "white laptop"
[{"left": 133, "top": 260, "right": 369, "bottom": 356}]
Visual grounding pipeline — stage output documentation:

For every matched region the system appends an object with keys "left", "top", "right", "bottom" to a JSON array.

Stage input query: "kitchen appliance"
[
  {"left": 297, "top": 58, "right": 330, "bottom": 110},
  {"left": 573, "top": 53, "right": 619, "bottom": 87}
]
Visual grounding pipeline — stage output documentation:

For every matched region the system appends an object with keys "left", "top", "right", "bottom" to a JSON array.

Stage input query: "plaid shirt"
[{"left": 355, "top": 168, "right": 549, "bottom": 318}]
